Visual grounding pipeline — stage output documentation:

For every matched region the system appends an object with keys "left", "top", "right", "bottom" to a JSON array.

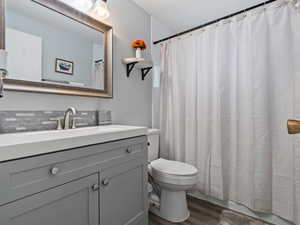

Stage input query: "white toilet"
[{"left": 147, "top": 129, "right": 198, "bottom": 223}]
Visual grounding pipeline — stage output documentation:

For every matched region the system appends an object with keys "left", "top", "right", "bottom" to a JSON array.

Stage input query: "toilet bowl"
[{"left": 147, "top": 130, "right": 198, "bottom": 223}]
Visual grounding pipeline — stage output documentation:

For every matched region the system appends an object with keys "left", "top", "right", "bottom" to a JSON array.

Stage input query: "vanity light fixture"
[
  {"left": 89, "top": 0, "right": 110, "bottom": 21},
  {"left": 59, "top": 0, "right": 93, "bottom": 12}
]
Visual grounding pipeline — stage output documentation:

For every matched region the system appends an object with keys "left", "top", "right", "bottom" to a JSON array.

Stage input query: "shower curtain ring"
[
  {"left": 243, "top": 9, "right": 247, "bottom": 18},
  {"left": 262, "top": 1, "right": 267, "bottom": 11}
]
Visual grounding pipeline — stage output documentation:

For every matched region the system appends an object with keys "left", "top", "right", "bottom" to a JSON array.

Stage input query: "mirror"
[{"left": 1, "top": 0, "right": 113, "bottom": 97}]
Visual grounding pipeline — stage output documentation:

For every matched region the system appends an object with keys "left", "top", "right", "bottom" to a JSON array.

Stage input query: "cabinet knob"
[
  {"left": 126, "top": 148, "right": 132, "bottom": 153},
  {"left": 147, "top": 142, "right": 150, "bottom": 146},
  {"left": 102, "top": 179, "right": 110, "bottom": 186},
  {"left": 92, "top": 184, "right": 100, "bottom": 191},
  {"left": 49, "top": 167, "right": 59, "bottom": 176}
]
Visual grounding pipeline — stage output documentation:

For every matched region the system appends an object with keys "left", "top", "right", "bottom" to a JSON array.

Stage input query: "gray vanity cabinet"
[
  {"left": 100, "top": 161, "right": 148, "bottom": 225},
  {"left": 0, "top": 136, "right": 148, "bottom": 225},
  {"left": 0, "top": 174, "right": 99, "bottom": 225}
]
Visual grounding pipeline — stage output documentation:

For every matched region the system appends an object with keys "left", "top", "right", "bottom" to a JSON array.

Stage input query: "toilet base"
[{"left": 150, "top": 189, "right": 190, "bottom": 223}]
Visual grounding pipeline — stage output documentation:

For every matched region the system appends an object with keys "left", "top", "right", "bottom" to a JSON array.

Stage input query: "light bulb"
[{"left": 89, "top": 0, "right": 110, "bottom": 21}]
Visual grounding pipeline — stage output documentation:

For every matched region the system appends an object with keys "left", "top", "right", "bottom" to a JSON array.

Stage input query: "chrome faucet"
[{"left": 63, "top": 107, "right": 77, "bottom": 129}]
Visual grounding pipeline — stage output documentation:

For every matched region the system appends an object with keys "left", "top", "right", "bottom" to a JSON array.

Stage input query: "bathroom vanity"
[{"left": 0, "top": 125, "right": 148, "bottom": 225}]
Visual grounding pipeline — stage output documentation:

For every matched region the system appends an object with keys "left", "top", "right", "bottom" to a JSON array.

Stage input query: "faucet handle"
[
  {"left": 72, "top": 118, "right": 77, "bottom": 129},
  {"left": 56, "top": 118, "right": 63, "bottom": 130}
]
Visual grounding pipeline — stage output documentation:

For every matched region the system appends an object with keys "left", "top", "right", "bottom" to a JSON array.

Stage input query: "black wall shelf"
[{"left": 122, "top": 58, "right": 153, "bottom": 81}]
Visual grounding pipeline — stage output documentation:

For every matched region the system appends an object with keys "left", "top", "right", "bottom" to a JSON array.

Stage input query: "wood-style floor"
[{"left": 149, "top": 197, "right": 272, "bottom": 225}]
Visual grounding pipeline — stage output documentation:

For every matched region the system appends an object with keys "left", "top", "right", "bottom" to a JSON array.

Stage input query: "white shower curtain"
[{"left": 160, "top": 1, "right": 300, "bottom": 223}]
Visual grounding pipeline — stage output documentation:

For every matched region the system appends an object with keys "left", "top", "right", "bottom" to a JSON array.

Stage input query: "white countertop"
[{"left": 0, "top": 125, "right": 148, "bottom": 162}]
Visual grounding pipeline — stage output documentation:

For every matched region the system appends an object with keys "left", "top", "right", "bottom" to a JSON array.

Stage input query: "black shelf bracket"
[
  {"left": 126, "top": 62, "right": 138, "bottom": 77},
  {"left": 141, "top": 67, "right": 153, "bottom": 80},
  {"left": 125, "top": 61, "right": 152, "bottom": 80}
]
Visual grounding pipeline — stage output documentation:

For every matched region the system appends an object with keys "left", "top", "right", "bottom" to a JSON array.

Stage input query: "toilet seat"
[
  {"left": 150, "top": 158, "right": 198, "bottom": 186},
  {"left": 151, "top": 158, "right": 197, "bottom": 176}
]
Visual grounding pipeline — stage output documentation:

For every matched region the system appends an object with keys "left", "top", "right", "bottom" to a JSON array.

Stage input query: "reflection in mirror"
[{"left": 6, "top": 0, "right": 105, "bottom": 90}]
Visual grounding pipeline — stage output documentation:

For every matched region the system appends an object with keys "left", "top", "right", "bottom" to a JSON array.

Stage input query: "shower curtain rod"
[{"left": 153, "top": 0, "right": 277, "bottom": 45}]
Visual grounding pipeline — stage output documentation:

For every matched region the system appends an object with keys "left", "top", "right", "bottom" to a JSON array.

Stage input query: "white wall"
[
  {"left": 98, "top": 0, "right": 152, "bottom": 126},
  {"left": 0, "top": 0, "right": 153, "bottom": 127},
  {"left": 151, "top": 16, "right": 174, "bottom": 128}
]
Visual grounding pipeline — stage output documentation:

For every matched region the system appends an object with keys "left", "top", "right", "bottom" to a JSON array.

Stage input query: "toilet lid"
[{"left": 151, "top": 158, "right": 198, "bottom": 176}]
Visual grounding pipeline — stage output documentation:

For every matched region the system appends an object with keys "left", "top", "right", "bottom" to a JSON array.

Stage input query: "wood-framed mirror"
[{"left": 0, "top": 0, "right": 113, "bottom": 98}]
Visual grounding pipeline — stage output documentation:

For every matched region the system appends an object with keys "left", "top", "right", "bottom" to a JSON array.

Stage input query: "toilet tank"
[{"left": 147, "top": 129, "right": 160, "bottom": 162}]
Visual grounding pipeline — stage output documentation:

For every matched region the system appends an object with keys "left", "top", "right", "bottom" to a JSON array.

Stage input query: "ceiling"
[{"left": 132, "top": 0, "right": 265, "bottom": 33}]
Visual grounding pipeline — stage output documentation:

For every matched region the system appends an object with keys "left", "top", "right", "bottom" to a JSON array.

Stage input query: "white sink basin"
[{"left": 0, "top": 125, "right": 148, "bottom": 162}]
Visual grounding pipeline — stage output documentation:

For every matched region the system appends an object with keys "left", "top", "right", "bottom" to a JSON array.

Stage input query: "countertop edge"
[{"left": 0, "top": 126, "right": 148, "bottom": 162}]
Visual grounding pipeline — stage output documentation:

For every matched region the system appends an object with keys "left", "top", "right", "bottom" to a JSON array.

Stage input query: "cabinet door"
[
  {"left": 0, "top": 174, "right": 99, "bottom": 225},
  {"left": 100, "top": 161, "right": 148, "bottom": 225}
]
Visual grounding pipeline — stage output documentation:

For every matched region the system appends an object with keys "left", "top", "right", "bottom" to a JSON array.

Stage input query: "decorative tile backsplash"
[{"left": 0, "top": 111, "right": 98, "bottom": 134}]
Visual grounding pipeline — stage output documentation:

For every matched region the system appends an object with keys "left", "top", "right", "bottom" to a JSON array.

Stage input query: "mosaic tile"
[{"left": 0, "top": 111, "right": 100, "bottom": 134}]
